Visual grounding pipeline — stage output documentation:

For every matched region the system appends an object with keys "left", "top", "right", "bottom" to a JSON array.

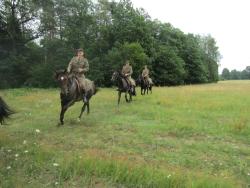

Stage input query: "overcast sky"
[{"left": 130, "top": 0, "right": 250, "bottom": 73}]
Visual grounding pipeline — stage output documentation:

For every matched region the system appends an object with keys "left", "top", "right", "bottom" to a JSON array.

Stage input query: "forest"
[{"left": 0, "top": 0, "right": 221, "bottom": 88}]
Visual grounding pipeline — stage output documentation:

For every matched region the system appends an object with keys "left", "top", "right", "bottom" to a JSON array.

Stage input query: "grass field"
[{"left": 0, "top": 80, "right": 249, "bottom": 187}]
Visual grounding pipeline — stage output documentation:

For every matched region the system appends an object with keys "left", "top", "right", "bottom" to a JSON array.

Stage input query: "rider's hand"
[{"left": 78, "top": 68, "right": 84, "bottom": 72}]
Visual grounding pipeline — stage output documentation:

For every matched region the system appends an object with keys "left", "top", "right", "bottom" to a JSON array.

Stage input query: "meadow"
[{"left": 0, "top": 81, "right": 249, "bottom": 187}]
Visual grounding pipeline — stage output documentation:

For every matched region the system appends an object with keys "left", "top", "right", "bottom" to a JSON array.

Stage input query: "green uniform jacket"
[
  {"left": 122, "top": 64, "right": 133, "bottom": 77},
  {"left": 142, "top": 68, "right": 149, "bottom": 78},
  {"left": 121, "top": 64, "right": 135, "bottom": 86},
  {"left": 67, "top": 56, "right": 89, "bottom": 78}
]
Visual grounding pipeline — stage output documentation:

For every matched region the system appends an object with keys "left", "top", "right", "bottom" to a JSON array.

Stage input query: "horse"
[
  {"left": 111, "top": 71, "right": 135, "bottom": 105},
  {"left": 137, "top": 75, "right": 153, "bottom": 95},
  {"left": 55, "top": 70, "right": 98, "bottom": 125},
  {"left": 0, "top": 96, "right": 15, "bottom": 124}
]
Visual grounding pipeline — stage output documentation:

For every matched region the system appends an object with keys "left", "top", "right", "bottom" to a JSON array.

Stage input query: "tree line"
[
  {"left": 0, "top": 0, "right": 221, "bottom": 88},
  {"left": 221, "top": 67, "right": 250, "bottom": 80}
]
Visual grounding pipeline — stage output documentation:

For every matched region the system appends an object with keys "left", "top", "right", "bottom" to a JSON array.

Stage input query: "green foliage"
[
  {"left": 182, "top": 34, "right": 208, "bottom": 84},
  {"left": 103, "top": 42, "right": 149, "bottom": 86},
  {"left": 221, "top": 66, "right": 250, "bottom": 80},
  {"left": 221, "top": 68, "right": 230, "bottom": 80},
  {"left": 153, "top": 45, "right": 185, "bottom": 85},
  {"left": 0, "top": 0, "right": 220, "bottom": 88},
  {"left": 230, "top": 69, "right": 241, "bottom": 80}
]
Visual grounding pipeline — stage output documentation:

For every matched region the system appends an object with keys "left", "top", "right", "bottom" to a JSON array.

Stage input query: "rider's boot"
[
  {"left": 82, "top": 89, "right": 88, "bottom": 103},
  {"left": 83, "top": 95, "right": 88, "bottom": 103}
]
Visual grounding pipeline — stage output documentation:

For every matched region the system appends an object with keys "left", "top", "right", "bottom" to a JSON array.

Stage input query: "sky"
[{"left": 130, "top": 0, "right": 250, "bottom": 73}]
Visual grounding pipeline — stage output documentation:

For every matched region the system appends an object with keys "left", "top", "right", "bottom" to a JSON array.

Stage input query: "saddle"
[
  {"left": 69, "top": 74, "right": 82, "bottom": 94},
  {"left": 121, "top": 77, "right": 130, "bottom": 88}
]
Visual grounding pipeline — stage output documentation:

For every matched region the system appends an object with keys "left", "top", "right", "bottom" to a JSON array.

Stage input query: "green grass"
[{"left": 0, "top": 80, "right": 249, "bottom": 187}]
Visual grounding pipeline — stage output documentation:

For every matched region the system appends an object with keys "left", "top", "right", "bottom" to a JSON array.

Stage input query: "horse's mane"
[{"left": 115, "top": 70, "right": 126, "bottom": 79}]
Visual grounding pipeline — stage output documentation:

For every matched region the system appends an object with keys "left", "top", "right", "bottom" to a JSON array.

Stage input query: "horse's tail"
[{"left": 0, "top": 97, "right": 15, "bottom": 124}]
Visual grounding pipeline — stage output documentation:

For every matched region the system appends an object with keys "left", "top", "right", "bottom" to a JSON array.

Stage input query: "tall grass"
[{"left": 0, "top": 81, "right": 249, "bottom": 187}]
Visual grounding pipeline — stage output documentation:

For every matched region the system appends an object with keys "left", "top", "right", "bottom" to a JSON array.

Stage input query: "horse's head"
[
  {"left": 136, "top": 75, "right": 142, "bottom": 84},
  {"left": 54, "top": 69, "right": 70, "bottom": 95},
  {"left": 137, "top": 75, "right": 147, "bottom": 86},
  {"left": 111, "top": 71, "right": 120, "bottom": 82}
]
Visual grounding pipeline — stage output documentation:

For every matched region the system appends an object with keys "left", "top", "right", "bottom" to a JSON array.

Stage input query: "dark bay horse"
[
  {"left": 0, "top": 96, "right": 14, "bottom": 124},
  {"left": 111, "top": 71, "right": 134, "bottom": 105},
  {"left": 55, "top": 70, "right": 98, "bottom": 125},
  {"left": 137, "top": 75, "right": 153, "bottom": 95}
]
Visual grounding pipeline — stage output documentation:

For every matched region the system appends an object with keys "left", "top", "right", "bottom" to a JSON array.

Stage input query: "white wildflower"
[
  {"left": 15, "top": 154, "right": 19, "bottom": 157},
  {"left": 7, "top": 149, "right": 12, "bottom": 153},
  {"left": 23, "top": 140, "right": 27, "bottom": 144},
  {"left": 24, "top": 150, "right": 28, "bottom": 153},
  {"left": 55, "top": 182, "right": 59, "bottom": 185},
  {"left": 53, "top": 163, "right": 59, "bottom": 167},
  {"left": 6, "top": 166, "right": 11, "bottom": 170},
  {"left": 167, "top": 174, "right": 171, "bottom": 178},
  {"left": 247, "top": 173, "right": 250, "bottom": 176},
  {"left": 35, "top": 129, "right": 40, "bottom": 133}
]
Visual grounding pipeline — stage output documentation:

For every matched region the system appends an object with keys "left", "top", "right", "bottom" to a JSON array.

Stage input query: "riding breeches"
[{"left": 128, "top": 76, "right": 136, "bottom": 87}]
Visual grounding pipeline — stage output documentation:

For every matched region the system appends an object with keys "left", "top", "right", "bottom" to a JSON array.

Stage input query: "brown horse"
[
  {"left": 0, "top": 96, "right": 14, "bottom": 124},
  {"left": 55, "top": 70, "right": 98, "bottom": 125},
  {"left": 136, "top": 75, "right": 153, "bottom": 95},
  {"left": 111, "top": 71, "right": 135, "bottom": 105}
]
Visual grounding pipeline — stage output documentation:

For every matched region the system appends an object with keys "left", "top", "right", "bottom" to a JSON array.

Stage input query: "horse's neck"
[
  {"left": 66, "top": 77, "right": 80, "bottom": 96},
  {"left": 116, "top": 76, "right": 122, "bottom": 87},
  {"left": 117, "top": 75, "right": 127, "bottom": 88}
]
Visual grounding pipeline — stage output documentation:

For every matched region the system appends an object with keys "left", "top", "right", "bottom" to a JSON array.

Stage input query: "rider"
[
  {"left": 121, "top": 60, "right": 136, "bottom": 95},
  {"left": 67, "top": 48, "right": 89, "bottom": 102},
  {"left": 142, "top": 65, "right": 153, "bottom": 85}
]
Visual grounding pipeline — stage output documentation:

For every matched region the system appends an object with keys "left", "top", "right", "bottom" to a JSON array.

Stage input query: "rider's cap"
[{"left": 77, "top": 48, "right": 84, "bottom": 52}]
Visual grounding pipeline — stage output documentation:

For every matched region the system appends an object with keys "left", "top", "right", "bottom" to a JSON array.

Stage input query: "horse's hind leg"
[
  {"left": 125, "top": 92, "right": 129, "bottom": 102},
  {"left": 118, "top": 91, "right": 121, "bottom": 105},
  {"left": 87, "top": 102, "right": 90, "bottom": 114}
]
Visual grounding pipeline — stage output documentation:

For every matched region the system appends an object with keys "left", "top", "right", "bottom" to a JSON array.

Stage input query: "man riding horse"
[
  {"left": 121, "top": 60, "right": 136, "bottom": 96},
  {"left": 67, "top": 48, "right": 89, "bottom": 102},
  {"left": 142, "top": 65, "right": 153, "bottom": 86}
]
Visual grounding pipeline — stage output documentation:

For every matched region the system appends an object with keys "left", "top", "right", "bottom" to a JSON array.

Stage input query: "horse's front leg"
[
  {"left": 59, "top": 100, "right": 74, "bottom": 125},
  {"left": 125, "top": 92, "right": 129, "bottom": 102},
  {"left": 78, "top": 103, "right": 87, "bottom": 120},
  {"left": 60, "top": 105, "right": 67, "bottom": 125},
  {"left": 141, "top": 87, "right": 143, "bottom": 95}
]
